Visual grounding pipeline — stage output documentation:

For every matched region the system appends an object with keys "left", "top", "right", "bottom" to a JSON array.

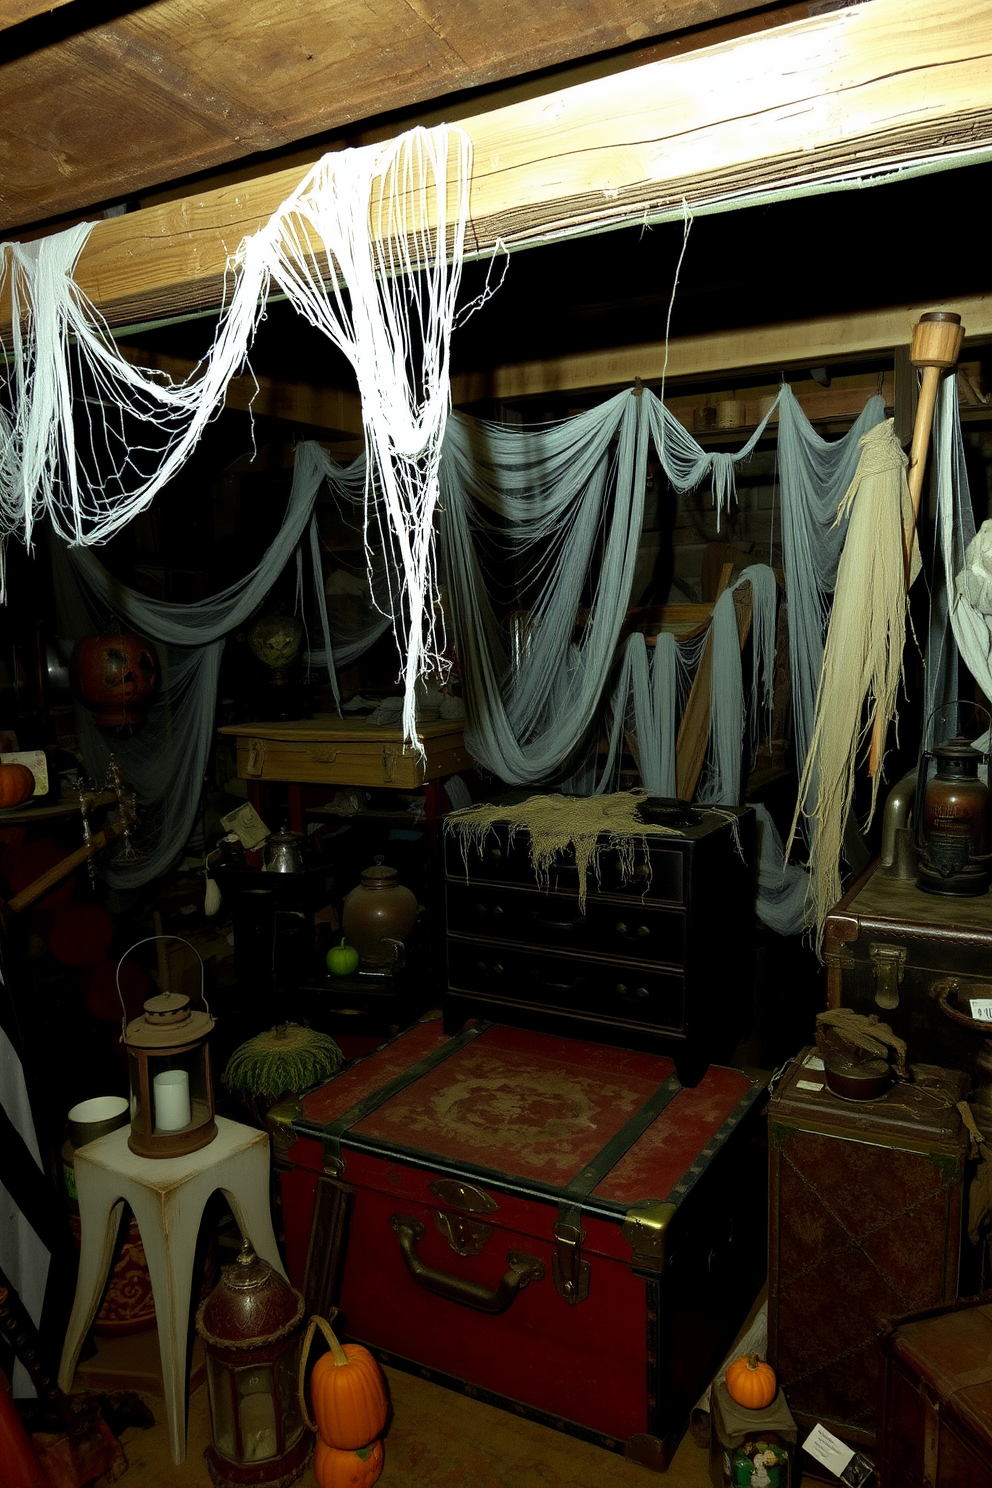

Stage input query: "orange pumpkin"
[
  {"left": 313, "top": 1439, "right": 383, "bottom": 1488},
  {"left": 725, "top": 1353, "right": 777, "bottom": 1410},
  {"left": 300, "top": 1316, "right": 389, "bottom": 1450},
  {"left": 0, "top": 761, "right": 36, "bottom": 809}
]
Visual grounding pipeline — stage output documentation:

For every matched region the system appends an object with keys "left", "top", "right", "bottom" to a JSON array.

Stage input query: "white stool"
[{"left": 58, "top": 1115, "right": 284, "bottom": 1465}]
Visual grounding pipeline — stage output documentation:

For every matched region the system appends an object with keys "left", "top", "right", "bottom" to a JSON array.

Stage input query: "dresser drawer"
[
  {"left": 446, "top": 879, "right": 685, "bottom": 966},
  {"left": 444, "top": 832, "right": 684, "bottom": 904},
  {"left": 446, "top": 939, "right": 686, "bottom": 1032}
]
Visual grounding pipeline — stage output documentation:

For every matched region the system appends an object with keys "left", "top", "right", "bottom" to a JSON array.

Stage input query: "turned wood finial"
[{"left": 911, "top": 310, "right": 965, "bottom": 370}]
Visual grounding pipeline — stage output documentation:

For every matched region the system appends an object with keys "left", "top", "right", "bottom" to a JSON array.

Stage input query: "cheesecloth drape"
[{"left": 51, "top": 442, "right": 392, "bottom": 889}]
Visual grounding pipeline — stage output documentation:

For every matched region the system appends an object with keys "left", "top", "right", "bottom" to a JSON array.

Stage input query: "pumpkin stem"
[
  {"left": 297, "top": 1310, "right": 349, "bottom": 1433},
  {"left": 747, "top": 1353, "right": 761, "bottom": 1370},
  {"left": 312, "top": 1310, "right": 350, "bottom": 1367}
]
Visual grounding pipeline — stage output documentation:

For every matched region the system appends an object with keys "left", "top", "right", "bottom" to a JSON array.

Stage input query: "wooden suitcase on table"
[
  {"left": 878, "top": 1293, "right": 992, "bottom": 1488},
  {"left": 767, "top": 1049, "right": 969, "bottom": 1453},
  {"left": 824, "top": 861, "right": 992, "bottom": 1074},
  {"left": 271, "top": 1017, "right": 767, "bottom": 1470}
]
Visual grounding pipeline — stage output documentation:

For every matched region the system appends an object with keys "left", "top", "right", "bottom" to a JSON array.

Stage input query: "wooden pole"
[
  {"left": 4, "top": 821, "right": 125, "bottom": 917},
  {"left": 868, "top": 310, "right": 965, "bottom": 778}
]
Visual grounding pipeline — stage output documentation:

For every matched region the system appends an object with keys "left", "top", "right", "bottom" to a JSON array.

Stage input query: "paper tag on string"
[
  {"left": 970, "top": 999, "right": 992, "bottom": 1023},
  {"left": 220, "top": 802, "right": 269, "bottom": 850}
]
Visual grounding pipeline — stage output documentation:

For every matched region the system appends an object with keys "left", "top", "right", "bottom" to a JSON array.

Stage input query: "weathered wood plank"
[
  {"left": 0, "top": 0, "right": 76, "bottom": 30},
  {"left": 2, "top": 0, "right": 991, "bottom": 338},
  {"left": 0, "top": 0, "right": 764, "bottom": 231},
  {"left": 450, "top": 295, "right": 992, "bottom": 400}
]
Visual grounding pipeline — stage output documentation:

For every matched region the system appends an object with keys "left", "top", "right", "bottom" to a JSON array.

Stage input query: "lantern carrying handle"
[{"left": 116, "top": 934, "right": 210, "bottom": 1038}]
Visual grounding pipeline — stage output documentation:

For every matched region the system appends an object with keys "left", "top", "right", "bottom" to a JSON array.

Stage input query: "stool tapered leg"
[{"left": 58, "top": 1192, "right": 125, "bottom": 1392}]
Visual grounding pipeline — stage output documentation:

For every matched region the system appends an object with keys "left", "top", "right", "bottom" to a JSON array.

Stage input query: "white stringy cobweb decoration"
[{"left": 0, "top": 124, "right": 472, "bottom": 746}]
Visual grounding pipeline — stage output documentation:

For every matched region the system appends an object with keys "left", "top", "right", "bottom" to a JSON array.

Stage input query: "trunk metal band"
[
  {"left": 552, "top": 1071, "right": 683, "bottom": 1303},
  {"left": 295, "top": 1018, "right": 494, "bottom": 1175}
]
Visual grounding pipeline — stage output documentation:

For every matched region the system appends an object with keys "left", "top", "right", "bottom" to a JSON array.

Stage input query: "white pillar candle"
[{"left": 153, "top": 1069, "right": 191, "bottom": 1131}]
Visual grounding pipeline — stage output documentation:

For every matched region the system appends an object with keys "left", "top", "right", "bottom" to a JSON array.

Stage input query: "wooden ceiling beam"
[
  {"left": 0, "top": 0, "right": 776, "bottom": 231},
  {"left": 2, "top": 0, "right": 991, "bottom": 339},
  {"left": 449, "top": 294, "right": 992, "bottom": 403},
  {"left": 0, "top": 0, "right": 77, "bottom": 31}
]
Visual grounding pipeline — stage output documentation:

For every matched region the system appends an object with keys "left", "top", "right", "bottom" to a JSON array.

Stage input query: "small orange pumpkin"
[
  {"left": 0, "top": 761, "right": 36, "bottom": 810},
  {"left": 313, "top": 1438, "right": 384, "bottom": 1488},
  {"left": 725, "top": 1353, "right": 777, "bottom": 1409},
  {"left": 300, "top": 1315, "right": 389, "bottom": 1450}
]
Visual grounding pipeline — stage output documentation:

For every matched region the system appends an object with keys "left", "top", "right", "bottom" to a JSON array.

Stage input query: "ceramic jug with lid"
[{"left": 341, "top": 857, "right": 418, "bottom": 966}]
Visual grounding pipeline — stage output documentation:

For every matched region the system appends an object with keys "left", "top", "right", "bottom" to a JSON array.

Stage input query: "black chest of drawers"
[{"left": 443, "top": 804, "right": 755, "bottom": 1083}]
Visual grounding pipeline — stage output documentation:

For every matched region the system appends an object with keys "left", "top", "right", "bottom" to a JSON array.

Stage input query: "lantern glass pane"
[
  {"left": 237, "top": 1364, "right": 279, "bottom": 1462},
  {"left": 127, "top": 1049, "right": 145, "bottom": 1128},
  {"left": 147, "top": 1047, "right": 209, "bottom": 1134},
  {"left": 205, "top": 1355, "right": 238, "bottom": 1461},
  {"left": 276, "top": 1342, "right": 305, "bottom": 1451}
]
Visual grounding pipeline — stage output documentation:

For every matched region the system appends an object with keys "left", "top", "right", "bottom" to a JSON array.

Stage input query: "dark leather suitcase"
[
  {"left": 824, "top": 861, "right": 992, "bottom": 1075},
  {"left": 271, "top": 1016, "right": 766, "bottom": 1470},
  {"left": 767, "top": 1048, "right": 969, "bottom": 1451},
  {"left": 878, "top": 1293, "right": 992, "bottom": 1488},
  {"left": 443, "top": 803, "right": 755, "bottom": 1083}
]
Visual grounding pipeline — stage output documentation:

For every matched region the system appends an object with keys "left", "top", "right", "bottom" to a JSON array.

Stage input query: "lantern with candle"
[
  {"left": 195, "top": 1238, "right": 311, "bottom": 1488},
  {"left": 119, "top": 935, "right": 217, "bottom": 1158}
]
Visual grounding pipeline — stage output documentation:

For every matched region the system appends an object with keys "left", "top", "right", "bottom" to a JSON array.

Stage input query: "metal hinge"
[
  {"left": 265, "top": 1094, "right": 303, "bottom": 1164},
  {"left": 553, "top": 1205, "right": 590, "bottom": 1305}
]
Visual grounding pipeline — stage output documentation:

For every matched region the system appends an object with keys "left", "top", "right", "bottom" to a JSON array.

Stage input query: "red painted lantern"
[
  {"left": 196, "top": 1239, "right": 311, "bottom": 1488},
  {"left": 70, "top": 627, "right": 159, "bottom": 729}
]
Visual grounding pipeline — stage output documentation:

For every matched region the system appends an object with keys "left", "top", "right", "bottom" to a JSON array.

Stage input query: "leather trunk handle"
[{"left": 390, "top": 1213, "right": 544, "bottom": 1314}]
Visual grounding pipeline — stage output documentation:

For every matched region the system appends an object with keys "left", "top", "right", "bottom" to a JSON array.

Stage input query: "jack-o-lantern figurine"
[{"left": 70, "top": 626, "right": 159, "bottom": 730}]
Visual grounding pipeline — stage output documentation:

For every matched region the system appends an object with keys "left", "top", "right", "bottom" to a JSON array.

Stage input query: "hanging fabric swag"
[{"left": 51, "top": 442, "right": 392, "bottom": 890}]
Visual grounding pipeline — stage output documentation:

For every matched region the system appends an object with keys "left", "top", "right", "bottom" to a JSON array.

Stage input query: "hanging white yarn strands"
[
  {"left": 786, "top": 419, "right": 919, "bottom": 943},
  {"left": 1, "top": 126, "right": 471, "bottom": 744},
  {"left": 235, "top": 127, "right": 472, "bottom": 744}
]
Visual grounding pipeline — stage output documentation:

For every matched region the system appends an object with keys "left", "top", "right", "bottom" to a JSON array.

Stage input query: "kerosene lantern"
[
  {"left": 915, "top": 732, "right": 992, "bottom": 896},
  {"left": 119, "top": 936, "right": 217, "bottom": 1157},
  {"left": 195, "top": 1238, "right": 311, "bottom": 1488}
]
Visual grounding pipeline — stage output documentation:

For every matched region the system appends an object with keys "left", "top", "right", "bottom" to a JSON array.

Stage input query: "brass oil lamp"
[{"left": 915, "top": 733, "right": 991, "bottom": 896}]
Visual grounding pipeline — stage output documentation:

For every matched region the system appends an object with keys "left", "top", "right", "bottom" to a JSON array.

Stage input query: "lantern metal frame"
[{"left": 118, "top": 934, "right": 218, "bottom": 1158}]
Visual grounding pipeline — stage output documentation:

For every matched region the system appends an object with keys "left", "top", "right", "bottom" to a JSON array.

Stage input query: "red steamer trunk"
[{"left": 271, "top": 1017, "right": 766, "bottom": 1470}]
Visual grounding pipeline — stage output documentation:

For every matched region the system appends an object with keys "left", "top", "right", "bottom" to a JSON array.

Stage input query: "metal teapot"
[{"left": 262, "top": 826, "right": 306, "bottom": 874}]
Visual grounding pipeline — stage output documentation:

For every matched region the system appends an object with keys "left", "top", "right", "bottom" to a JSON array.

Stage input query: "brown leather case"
[
  {"left": 878, "top": 1293, "right": 992, "bottom": 1488},
  {"left": 767, "top": 1049, "right": 968, "bottom": 1450},
  {"left": 823, "top": 862, "right": 992, "bottom": 1072}
]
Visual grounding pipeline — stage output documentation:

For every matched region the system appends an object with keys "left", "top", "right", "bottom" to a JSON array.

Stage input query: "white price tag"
[
  {"left": 803, "top": 1424, "right": 874, "bottom": 1485},
  {"left": 804, "top": 1424, "right": 854, "bottom": 1478},
  {"left": 797, "top": 1080, "right": 824, "bottom": 1092},
  {"left": 969, "top": 999, "right": 992, "bottom": 1024},
  {"left": 803, "top": 1053, "right": 825, "bottom": 1070}
]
